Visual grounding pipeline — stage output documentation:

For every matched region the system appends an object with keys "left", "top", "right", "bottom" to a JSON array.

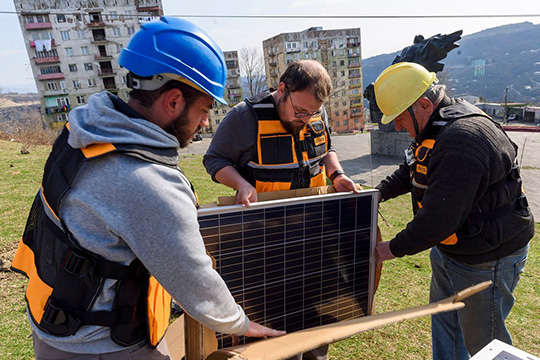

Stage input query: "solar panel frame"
[{"left": 198, "top": 189, "right": 379, "bottom": 348}]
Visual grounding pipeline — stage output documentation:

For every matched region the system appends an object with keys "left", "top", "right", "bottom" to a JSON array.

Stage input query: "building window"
[
  {"left": 73, "top": 13, "right": 82, "bottom": 21},
  {"left": 222, "top": 109, "right": 227, "bottom": 114},
  {"left": 57, "top": 113, "right": 68, "bottom": 122},
  {"left": 84, "top": 63, "right": 93, "bottom": 70},
  {"left": 335, "top": 121, "right": 340, "bottom": 127},
  {"left": 65, "top": 47, "right": 74, "bottom": 57},
  {"left": 335, "top": 111, "right": 339, "bottom": 117},
  {"left": 73, "top": 80, "right": 81, "bottom": 89},
  {"left": 121, "top": 76, "right": 127, "bottom": 84},
  {"left": 57, "top": 97, "right": 70, "bottom": 106},
  {"left": 312, "top": 52, "right": 317, "bottom": 59},
  {"left": 81, "top": 46, "right": 89, "bottom": 55},
  {"left": 76, "top": 30, "right": 86, "bottom": 39},
  {"left": 214, "top": 110, "right": 219, "bottom": 115},
  {"left": 343, "top": 110, "right": 348, "bottom": 116},
  {"left": 46, "top": 82, "right": 59, "bottom": 91},
  {"left": 109, "top": 11, "right": 118, "bottom": 20},
  {"left": 68, "top": 64, "right": 77, "bottom": 72},
  {"left": 115, "top": 44, "right": 123, "bottom": 53},
  {"left": 112, "top": 27, "right": 121, "bottom": 37},
  {"left": 88, "top": 78, "right": 96, "bottom": 87},
  {"left": 57, "top": 14, "right": 66, "bottom": 23},
  {"left": 127, "top": 26, "right": 135, "bottom": 35},
  {"left": 60, "top": 31, "right": 70, "bottom": 41},
  {"left": 343, "top": 119, "right": 348, "bottom": 125},
  {"left": 76, "top": 95, "right": 86, "bottom": 104}
]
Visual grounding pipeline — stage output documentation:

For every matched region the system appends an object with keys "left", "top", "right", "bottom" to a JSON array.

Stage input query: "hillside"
[{"left": 362, "top": 22, "right": 540, "bottom": 104}]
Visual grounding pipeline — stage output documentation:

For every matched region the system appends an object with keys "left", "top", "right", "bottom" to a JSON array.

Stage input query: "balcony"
[
  {"left": 92, "top": 37, "right": 108, "bottom": 44},
  {"left": 350, "top": 109, "right": 363, "bottom": 117},
  {"left": 349, "top": 83, "right": 362, "bottom": 89},
  {"left": 348, "top": 62, "right": 361, "bottom": 68},
  {"left": 268, "top": 61, "right": 277, "bottom": 67},
  {"left": 95, "top": 54, "right": 112, "bottom": 60},
  {"left": 348, "top": 52, "right": 360, "bottom": 58},
  {"left": 35, "top": 56, "right": 60, "bottom": 64},
  {"left": 98, "top": 69, "right": 116, "bottom": 76},
  {"left": 45, "top": 104, "right": 70, "bottom": 114},
  {"left": 30, "top": 39, "right": 56, "bottom": 47},
  {"left": 87, "top": 21, "right": 105, "bottom": 27},
  {"left": 285, "top": 48, "right": 300, "bottom": 53},
  {"left": 347, "top": 42, "right": 360, "bottom": 48},
  {"left": 39, "top": 72, "right": 65, "bottom": 80},
  {"left": 44, "top": 89, "right": 68, "bottom": 96},
  {"left": 351, "top": 102, "right": 363, "bottom": 108},
  {"left": 348, "top": 73, "right": 361, "bottom": 78},
  {"left": 25, "top": 22, "right": 52, "bottom": 30}
]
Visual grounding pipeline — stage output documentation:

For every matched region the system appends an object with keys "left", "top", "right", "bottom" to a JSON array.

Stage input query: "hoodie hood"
[{"left": 67, "top": 91, "right": 179, "bottom": 150}]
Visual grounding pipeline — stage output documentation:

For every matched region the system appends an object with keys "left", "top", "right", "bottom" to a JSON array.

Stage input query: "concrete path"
[
  {"left": 180, "top": 131, "right": 540, "bottom": 219},
  {"left": 331, "top": 132, "right": 540, "bottom": 220}
]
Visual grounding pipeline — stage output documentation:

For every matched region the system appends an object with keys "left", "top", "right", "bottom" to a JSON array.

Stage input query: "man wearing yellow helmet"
[{"left": 373, "top": 62, "right": 533, "bottom": 359}]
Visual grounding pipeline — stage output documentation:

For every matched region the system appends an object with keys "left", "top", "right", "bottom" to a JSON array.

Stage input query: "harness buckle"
[
  {"left": 63, "top": 250, "right": 92, "bottom": 276},
  {"left": 42, "top": 299, "right": 82, "bottom": 336}
]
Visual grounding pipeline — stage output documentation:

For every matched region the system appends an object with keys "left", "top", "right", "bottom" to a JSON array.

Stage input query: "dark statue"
[{"left": 366, "top": 30, "right": 463, "bottom": 131}]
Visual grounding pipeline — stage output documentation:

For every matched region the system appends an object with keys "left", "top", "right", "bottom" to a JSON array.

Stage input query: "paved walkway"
[
  {"left": 180, "top": 131, "right": 540, "bottom": 219},
  {"left": 331, "top": 132, "right": 540, "bottom": 219}
]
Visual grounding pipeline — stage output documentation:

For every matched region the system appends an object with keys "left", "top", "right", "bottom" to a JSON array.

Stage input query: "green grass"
[{"left": 1, "top": 140, "right": 538, "bottom": 359}]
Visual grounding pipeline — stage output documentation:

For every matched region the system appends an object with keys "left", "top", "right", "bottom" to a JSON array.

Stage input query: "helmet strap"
[{"left": 408, "top": 106, "right": 420, "bottom": 139}]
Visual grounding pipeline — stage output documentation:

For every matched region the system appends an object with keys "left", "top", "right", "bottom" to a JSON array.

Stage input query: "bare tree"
[{"left": 239, "top": 47, "right": 266, "bottom": 97}]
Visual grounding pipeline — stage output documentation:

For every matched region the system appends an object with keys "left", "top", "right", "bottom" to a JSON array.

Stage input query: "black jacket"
[{"left": 376, "top": 98, "right": 534, "bottom": 264}]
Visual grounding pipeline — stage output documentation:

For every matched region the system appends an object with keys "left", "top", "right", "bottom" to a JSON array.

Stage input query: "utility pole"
[{"left": 504, "top": 86, "right": 509, "bottom": 122}]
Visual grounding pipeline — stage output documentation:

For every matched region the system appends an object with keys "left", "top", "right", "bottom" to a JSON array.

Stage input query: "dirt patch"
[{"left": 0, "top": 248, "right": 16, "bottom": 271}]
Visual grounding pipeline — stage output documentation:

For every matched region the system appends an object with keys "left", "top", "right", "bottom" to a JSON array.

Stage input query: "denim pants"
[{"left": 429, "top": 244, "right": 529, "bottom": 360}]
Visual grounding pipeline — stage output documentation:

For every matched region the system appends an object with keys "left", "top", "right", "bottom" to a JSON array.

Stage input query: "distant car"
[
  {"left": 192, "top": 134, "right": 203, "bottom": 142},
  {"left": 507, "top": 114, "right": 517, "bottom": 121}
]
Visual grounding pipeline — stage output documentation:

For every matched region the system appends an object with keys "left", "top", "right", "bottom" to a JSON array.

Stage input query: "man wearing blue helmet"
[{"left": 12, "top": 17, "right": 284, "bottom": 359}]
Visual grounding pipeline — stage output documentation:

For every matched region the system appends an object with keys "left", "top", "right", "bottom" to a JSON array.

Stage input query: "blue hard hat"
[{"left": 119, "top": 16, "right": 227, "bottom": 104}]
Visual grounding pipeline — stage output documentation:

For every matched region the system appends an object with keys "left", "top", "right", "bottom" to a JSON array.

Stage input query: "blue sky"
[{"left": 1, "top": 0, "right": 539, "bottom": 93}]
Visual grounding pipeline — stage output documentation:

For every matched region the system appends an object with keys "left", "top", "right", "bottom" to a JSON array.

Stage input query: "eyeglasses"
[{"left": 285, "top": 85, "right": 322, "bottom": 119}]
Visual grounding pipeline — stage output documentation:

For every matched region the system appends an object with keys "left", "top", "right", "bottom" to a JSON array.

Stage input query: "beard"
[
  {"left": 276, "top": 95, "right": 307, "bottom": 135},
  {"left": 166, "top": 107, "right": 198, "bottom": 148}
]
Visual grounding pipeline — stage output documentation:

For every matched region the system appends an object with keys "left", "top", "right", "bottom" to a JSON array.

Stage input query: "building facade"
[
  {"left": 14, "top": 0, "right": 163, "bottom": 126},
  {"left": 208, "top": 50, "right": 243, "bottom": 133},
  {"left": 262, "top": 26, "right": 364, "bottom": 133}
]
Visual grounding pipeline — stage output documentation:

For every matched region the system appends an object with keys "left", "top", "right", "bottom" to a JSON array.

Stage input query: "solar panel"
[{"left": 198, "top": 190, "right": 378, "bottom": 348}]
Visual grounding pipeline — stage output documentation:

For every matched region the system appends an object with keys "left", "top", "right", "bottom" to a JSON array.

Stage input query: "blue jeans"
[{"left": 429, "top": 244, "right": 529, "bottom": 360}]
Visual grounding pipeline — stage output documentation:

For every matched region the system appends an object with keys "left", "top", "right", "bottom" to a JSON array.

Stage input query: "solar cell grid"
[{"left": 198, "top": 190, "right": 378, "bottom": 348}]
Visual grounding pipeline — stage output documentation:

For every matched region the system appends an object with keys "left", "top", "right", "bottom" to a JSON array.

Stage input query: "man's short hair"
[
  {"left": 279, "top": 60, "right": 332, "bottom": 102},
  {"left": 129, "top": 72, "right": 205, "bottom": 108}
]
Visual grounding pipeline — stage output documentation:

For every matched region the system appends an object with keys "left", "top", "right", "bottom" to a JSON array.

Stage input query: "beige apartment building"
[
  {"left": 13, "top": 0, "right": 163, "bottom": 126},
  {"left": 208, "top": 50, "right": 243, "bottom": 133},
  {"left": 263, "top": 26, "right": 364, "bottom": 133}
]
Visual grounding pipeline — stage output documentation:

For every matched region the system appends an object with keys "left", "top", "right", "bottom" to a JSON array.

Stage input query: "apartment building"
[
  {"left": 263, "top": 27, "right": 364, "bottom": 133},
  {"left": 13, "top": 0, "right": 163, "bottom": 126},
  {"left": 208, "top": 50, "right": 243, "bottom": 133}
]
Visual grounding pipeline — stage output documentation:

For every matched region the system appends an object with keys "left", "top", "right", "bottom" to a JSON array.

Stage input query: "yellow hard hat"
[{"left": 374, "top": 62, "right": 438, "bottom": 124}]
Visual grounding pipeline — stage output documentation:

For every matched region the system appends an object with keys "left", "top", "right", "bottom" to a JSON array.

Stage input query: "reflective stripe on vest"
[
  {"left": 245, "top": 96, "right": 329, "bottom": 192},
  {"left": 11, "top": 126, "right": 173, "bottom": 347}
]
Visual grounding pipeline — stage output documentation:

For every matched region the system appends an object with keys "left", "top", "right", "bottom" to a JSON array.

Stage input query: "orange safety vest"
[
  {"left": 241, "top": 92, "right": 330, "bottom": 193},
  {"left": 11, "top": 125, "right": 174, "bottom": 347}
]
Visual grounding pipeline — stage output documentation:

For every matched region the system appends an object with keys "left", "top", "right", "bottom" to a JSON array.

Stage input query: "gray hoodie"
[{"left": 32, "top": 92, "right": 249, "bottom": 354}]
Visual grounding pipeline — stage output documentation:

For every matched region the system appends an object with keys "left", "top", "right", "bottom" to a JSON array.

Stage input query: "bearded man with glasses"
[{"left": 204, "top": 60, "right": 357, "bottom": 209}]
